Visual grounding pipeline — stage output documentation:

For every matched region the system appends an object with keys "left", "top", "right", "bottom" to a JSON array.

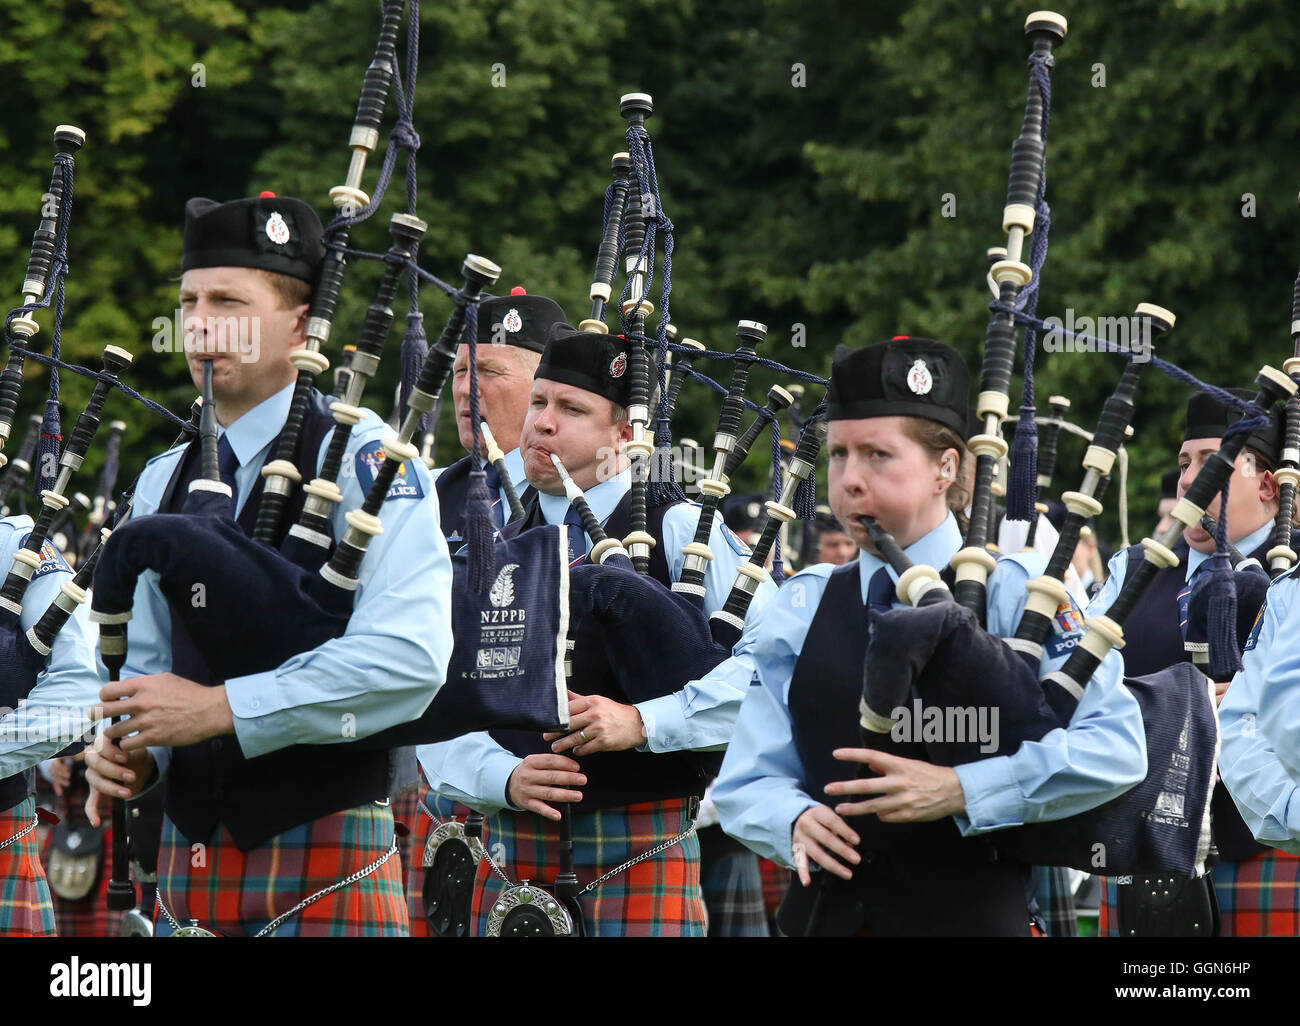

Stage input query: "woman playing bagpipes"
[
  {"left": 83, "top": 195, "right": 454, "bottom": 936},
  {"left": 711, "top": 338, "right": 1147, "bottom": 936}
]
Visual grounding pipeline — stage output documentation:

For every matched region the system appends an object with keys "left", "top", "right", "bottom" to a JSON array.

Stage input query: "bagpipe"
[
  {"left": 422, "top": 95, "right": 837, "bottom": 928},
  {"left": 844, "top": 9, "right": 1299, "bottom": 881},
  {"left": 475, "top": 456, "right": 735, "bottom": 937},
  {"left": 0, "top": 122, "right": 190, "bottom": 921}
]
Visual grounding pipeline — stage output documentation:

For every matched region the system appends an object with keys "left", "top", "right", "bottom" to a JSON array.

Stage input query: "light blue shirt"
[
  {"left": 121, "top": 382, "right": 453, "bottom": 776},
  {"left": 0, "top": 517, "right": 101, "bottom": 778},
  {"left": 712, "top": 512, "right": 1146, "bottom": 868},
  {"left": 417, "top": 467, "right": 776, "bottom": 811},
  {"left": 1221, "top": 570, "right": 1300, "bottom": 853}
]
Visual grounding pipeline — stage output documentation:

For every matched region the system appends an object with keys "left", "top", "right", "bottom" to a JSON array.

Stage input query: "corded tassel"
[
  {"left": 1206, "top": 550, "right": 1240, "bottom": 680},
  {"left": 1005, "top": 408, "right": 1038, "bottom": 521},
  {"left": 34, "top": 399, "right": 60, "bottom": 500},
  {"left": 466, "top": 466, "right": 496, "bottom": 594},
  {"left": 1206, "top": 485, "right": 1240, "bottom": 679},
  {"left": 398, "top": 311, "right": 427, "bottom": 429},
  {"left": 793, "top": 471, "right": 817, "bottom": 522},
  {"left": 463, "top": 301, "right": 495, "bottom": 593}
]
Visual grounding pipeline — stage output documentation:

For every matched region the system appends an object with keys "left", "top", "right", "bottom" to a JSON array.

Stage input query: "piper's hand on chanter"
[
  {"left": 792, "top": 805, "right": 860, "bottom": 886},
  {"left": 90, "top": 672, "right": 235, "bottom": 750},
  {"left": 825, "top": 748, "right": 966, "bottom": 823},
  {"left": 83, "top": 734, "right": 155, "bottom": 825},
  {"left": 543, "top": 690, "right": 646, "bottom": 756},
  {"left": 506, "top": 753, "right": 587, "bottom": 821}
]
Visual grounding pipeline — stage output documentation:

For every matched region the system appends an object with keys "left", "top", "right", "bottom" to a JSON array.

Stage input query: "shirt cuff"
[
  {"left": 482, "top": 751, "right": 525, "bottom": 812},
  {"left": 226, "top": 670, "right": 282, "bottom": 760},
  {"left": 634, "top": 694, "right": 688, "bottom": 753},
  {"left": 952, "top": 756, "right": 1026, "bottom": 834}
]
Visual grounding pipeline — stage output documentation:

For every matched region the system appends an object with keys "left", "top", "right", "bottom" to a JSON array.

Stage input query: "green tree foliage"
[{"left": 1, "top": 0, "right": 1297, "bottom": 547}]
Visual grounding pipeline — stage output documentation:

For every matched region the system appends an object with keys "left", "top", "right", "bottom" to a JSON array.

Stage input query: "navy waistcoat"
[
  {"left": 777, "top": 562, "right": 1031, "bottom": 937},
  {"left": 160, "top": 391, "right": 391, "bottom": 850},
  {"left": 491, "top": 490, "right": 719, "bottom": 811}
]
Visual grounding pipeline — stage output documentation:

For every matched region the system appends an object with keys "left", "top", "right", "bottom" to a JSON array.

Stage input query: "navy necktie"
[
  {"left": 867, "top": 565, "right": 895, "bottom": 612},
  {"left": 563, "top": 505, "right": 587, "bottom": 566},
  {"left": 483, "top": 461, "right": 505, "bottom": 529},
  {"left": 217, "top": 434, "right": 239, "bottom": 501}
]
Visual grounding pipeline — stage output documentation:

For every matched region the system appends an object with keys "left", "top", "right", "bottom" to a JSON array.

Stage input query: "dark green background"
[{"left": 2, "top": 0, "right": 1295, "bottom": 547}]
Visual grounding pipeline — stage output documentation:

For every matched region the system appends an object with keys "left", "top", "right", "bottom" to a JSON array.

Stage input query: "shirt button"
[
  {"left": 212, "top": 738, "right": 223, "bottom": 752},
  {"left": 249, "top": 697, "right": 261, "bottom": 711}
]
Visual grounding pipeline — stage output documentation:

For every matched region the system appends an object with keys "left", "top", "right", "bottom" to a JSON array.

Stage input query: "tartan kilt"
[
  {"left": 38, "top": 822, "right": 123, "bottom": 937},
  {"left": 1098, "top": 850, "right": 1300, "bottom": 937},
  {"left": 1031, "top": 865, "right": 1078, "bottom": 937},
  {"left": 757, "top": 857, "right": 789, "bottom": 919},
  {"left": 697, "top": 826, "right": 769, "bottom": 937},
  {"left": 0, "top": 798, "right": 57, "bottom": 937},
  {"left": 392, "top": 787, "right": 421, "bottom": 906},
  {"left": 156, "top": 801, "right": 408, "bottom": 937},
  {"left": 470, "top": 798, "right": 706, "bottom": 937},
  {"left": 406, "top": 784, "right": 484, "bottom": 938},
  {"left": 1210, "top": 848, "right": 1300, "bottom": 936}
]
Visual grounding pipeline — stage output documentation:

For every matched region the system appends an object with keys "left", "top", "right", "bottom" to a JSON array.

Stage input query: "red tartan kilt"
[
  {"left": 156, "top": 802, "right": 408, "bottom": 937},
  {"left": 1099, "top": 849, "right": 1300, "bottom": 937},
  {"left": 470, "top": 798, "right": 706, "bottom": 938},
  {"left": 758, "top": 857, "right": 789, "bottom": 918},
  {"left": 1212, "top": 848, "right": 1300, "bottom": 936},
  {"left": 0, "top": 799, "right": 56, "bottom": 937}
]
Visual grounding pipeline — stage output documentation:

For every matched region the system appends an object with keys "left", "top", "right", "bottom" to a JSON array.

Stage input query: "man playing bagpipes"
[
  {"left": 712, "top": 338, "right": 1147, "bottom": 936},
  {"left": 416, "top": 324, "right": 775, "bottom": 936},
  {"left": 406, "top": 287, "right": 565, "bottom": 935},
  {"left": 434, "top": 289, "right": 566, "bottom": 543},
  {"left": 1091, "top": 391, "right": 1300, "bottom": 936},
  {"left": 83, "top": 194, "right": 454, "bottom": 936},
  {"left": 0, "top": 519, "right": 101, "bottom": 936}
]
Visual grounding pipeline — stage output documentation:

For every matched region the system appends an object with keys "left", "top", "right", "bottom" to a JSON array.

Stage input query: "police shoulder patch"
[
  {"left": 719, "top": 522, "right": 752, "bottom": 557},
  {"left": 1044, "top": 598, "right": 1086, "bottom": 659},
  {"left": 354, "top": 440, "right": 424, "bottom": 501},
  {"left": 24, "top": 536, "right": 72, "bottom": 581}
]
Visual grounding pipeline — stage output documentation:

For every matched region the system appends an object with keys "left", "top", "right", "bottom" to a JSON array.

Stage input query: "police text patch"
[
  {"left": 25, "top": 537, "right": 72, "bottom": 582},
  {"left": 1045, "top": 599, "right": 1086, "bottom": 659},
  {"left": 354, "top": 441, "right": 424, "bottom": 501}
]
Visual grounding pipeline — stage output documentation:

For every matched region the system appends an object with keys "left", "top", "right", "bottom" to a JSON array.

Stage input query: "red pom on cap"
[
  {"left": 510, "top": 286, "right": 527, "bottom": 296},
  {"left": 258, "top": 191, "right": 277, "bottom": 198}
]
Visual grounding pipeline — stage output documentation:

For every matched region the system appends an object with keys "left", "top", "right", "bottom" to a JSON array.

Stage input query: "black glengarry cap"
[{"left": 827, "top": 336, "right": 970, "bottom": 437}]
